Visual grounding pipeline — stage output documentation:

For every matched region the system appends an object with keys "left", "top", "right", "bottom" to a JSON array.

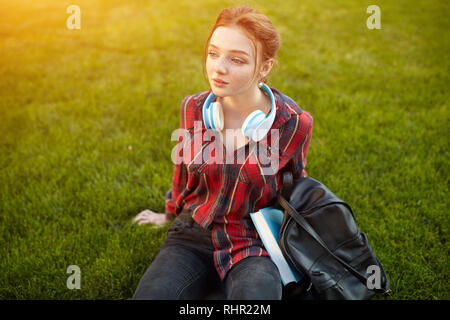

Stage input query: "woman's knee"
[
  {"left": 132, "top": 245, "right": 214, "bottom": 300},
  {"left": 224, "top": 256, "right": 282, "bottom": 300},
  {"left": 132, "top": 258, "right": 182, "bottom": 299}
]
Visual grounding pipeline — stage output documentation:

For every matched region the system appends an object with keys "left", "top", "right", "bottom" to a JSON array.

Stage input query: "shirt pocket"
[
  {"left": 237, "top": 145, "right": 282, "bottom": 188},
  {"left": 186, "top": 142, "right": 216, "bottom": 176},
  {"left": 186, "top": 159, "right": 209, "bottom": 176},
  {"left": 184, "top": 128, "right": 210, "bottom": 176}
]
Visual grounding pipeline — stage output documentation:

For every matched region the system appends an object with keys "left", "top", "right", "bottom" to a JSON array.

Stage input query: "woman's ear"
[{"left": 260, "top": 58, "right": 275, "bottom": 79}]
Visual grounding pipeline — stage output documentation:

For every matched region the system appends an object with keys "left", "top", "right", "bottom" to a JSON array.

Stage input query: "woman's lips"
[{"left": 213, "top": 79, "right": 228, "bottom": 87}]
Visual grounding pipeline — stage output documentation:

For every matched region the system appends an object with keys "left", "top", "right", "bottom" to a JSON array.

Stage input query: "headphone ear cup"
[
  {"left": 242, "top": 110, "right": 266, "bottom": 141},
  {"left": 203, "top": 103, "right": 211, "bottom": 129},
  {"left": 211, "top": 102, "right": 224, "bottom": 131},
  {"left": 202, "top": 92, "right": 218, "bottom": 130}
]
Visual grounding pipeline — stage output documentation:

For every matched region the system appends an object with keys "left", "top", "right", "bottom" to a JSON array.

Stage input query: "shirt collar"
[{"left": 269, "top": 86, "right": 292, "bottom": 129}]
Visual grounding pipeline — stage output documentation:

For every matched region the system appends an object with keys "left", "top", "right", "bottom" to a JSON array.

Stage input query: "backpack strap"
[{"left": 280, "top": 158, "right": 296, "bottom": 200}]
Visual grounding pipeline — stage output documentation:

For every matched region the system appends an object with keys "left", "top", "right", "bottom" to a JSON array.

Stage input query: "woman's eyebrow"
[{"left": 209, "top": 44, "right": 250, "bottom": 57}]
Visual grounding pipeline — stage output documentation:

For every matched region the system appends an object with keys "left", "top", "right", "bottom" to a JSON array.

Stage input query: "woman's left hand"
[{"left": 132, "top": 209, "right": 169, "bottom": 227}]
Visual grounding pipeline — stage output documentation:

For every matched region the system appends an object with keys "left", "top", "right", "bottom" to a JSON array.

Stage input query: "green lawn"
[{"left": 0, "top": 0, "right": 448, "bottom": 299}]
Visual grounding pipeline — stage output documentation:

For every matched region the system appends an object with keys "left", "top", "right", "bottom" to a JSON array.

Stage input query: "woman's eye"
[{"left": 208, "top": 51, "right": 244, "bottom": 64}]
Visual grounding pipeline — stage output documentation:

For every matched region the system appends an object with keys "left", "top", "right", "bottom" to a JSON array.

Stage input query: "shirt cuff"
[{"left": 165, "top": 212, "right": 176, "bottom": 222}]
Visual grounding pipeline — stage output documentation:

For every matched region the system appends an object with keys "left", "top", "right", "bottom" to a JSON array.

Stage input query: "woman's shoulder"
[
  {"left": 178, "top": 90, "right": 211, "bottom": 130},
  {"left": 182, "top": 90, "right": 211, "bottom": 109},
  {"left": 269, "top": 87, "right": 313, "bottom": 135}
]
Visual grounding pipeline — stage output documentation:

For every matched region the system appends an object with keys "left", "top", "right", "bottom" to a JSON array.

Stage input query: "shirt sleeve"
[
  {"left": 294, "top": 111, "right": 313, "bottom": 179},
  {"left": 279, "top": 111, "right": 313, "bottom": 180},
  {"left": 164, "top": 95, "right": 192, "bottom": 221}
]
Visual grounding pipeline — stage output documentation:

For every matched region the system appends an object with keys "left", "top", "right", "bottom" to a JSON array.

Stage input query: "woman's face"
[{"left": 206, "top": 26, "right": 260, "bottom": 97}]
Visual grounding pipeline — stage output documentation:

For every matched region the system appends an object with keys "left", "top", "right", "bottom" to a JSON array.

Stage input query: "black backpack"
[{"left": 276, "top": 171, "right": 391, "bottom": 300}]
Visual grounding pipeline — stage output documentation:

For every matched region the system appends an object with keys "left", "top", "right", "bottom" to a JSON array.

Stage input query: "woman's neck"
[{"left": 218, "top": 85, "right": 271, "bottom": 118}]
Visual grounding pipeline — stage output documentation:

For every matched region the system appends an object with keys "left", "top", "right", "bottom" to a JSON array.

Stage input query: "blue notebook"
[{"left": 250, "top": 206, "right": 302, "bottom": 285}]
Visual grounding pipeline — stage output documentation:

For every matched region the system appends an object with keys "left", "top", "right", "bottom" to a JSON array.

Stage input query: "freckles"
[{"left": 234, "top": 67, "right": 253, "bottom": 80}]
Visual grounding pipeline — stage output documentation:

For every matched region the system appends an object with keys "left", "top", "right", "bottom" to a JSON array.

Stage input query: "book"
[{"left": 250, "top": 206, "right": 302, "bottom": 286}]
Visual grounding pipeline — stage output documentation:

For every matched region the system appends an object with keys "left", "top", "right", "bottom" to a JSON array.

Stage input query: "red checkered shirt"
[{"left": 165, "top": 86, "right": 313, "bottom": 281}]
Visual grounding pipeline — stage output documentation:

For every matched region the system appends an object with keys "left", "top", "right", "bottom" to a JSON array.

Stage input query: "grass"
[{"left": 0, "top": 0, "right": 448, "bottom": 299}]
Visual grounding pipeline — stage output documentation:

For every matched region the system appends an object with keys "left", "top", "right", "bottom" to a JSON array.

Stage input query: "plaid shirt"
[{"left": 165, "top": 86, "right": 313, "bottom": 281}]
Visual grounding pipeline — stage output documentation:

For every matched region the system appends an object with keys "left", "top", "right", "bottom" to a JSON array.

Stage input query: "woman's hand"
[{"left": 132, "top": 209, "right": 169, "bottom": 227}]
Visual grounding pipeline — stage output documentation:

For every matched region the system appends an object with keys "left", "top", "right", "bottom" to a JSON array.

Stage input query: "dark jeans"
[{"left": 132, "top": 209, "right": 282, "bottom": 300}]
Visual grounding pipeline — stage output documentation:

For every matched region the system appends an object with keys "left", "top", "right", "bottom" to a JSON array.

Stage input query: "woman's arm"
[
  {"left": 280, "top": 111, "right": 313, "bottom": 180},
  {"left": 294, "top": 111, "right": 313, "bottom": 179},
  {"left": 164, "top": 95, "right": 192, "bottom": 221}
]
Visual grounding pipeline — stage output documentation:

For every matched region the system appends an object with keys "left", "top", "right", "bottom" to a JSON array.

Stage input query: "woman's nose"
[{"left": 214, "top": 57, "right": 228, "bottom": 74}]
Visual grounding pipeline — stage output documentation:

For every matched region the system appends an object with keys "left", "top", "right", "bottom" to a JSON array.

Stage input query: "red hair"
[{"left": 202, "top": 6, "right": 281, "bottom": 86}]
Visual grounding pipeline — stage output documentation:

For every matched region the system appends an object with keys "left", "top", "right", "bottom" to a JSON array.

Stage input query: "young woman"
[{"left": 132, "top": 6, "right": 313, "bottom": 300}]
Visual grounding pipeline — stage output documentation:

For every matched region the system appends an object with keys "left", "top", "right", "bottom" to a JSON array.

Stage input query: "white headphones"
[{"left": 202, "top": 82, "right": 276, "bottom": 142}]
